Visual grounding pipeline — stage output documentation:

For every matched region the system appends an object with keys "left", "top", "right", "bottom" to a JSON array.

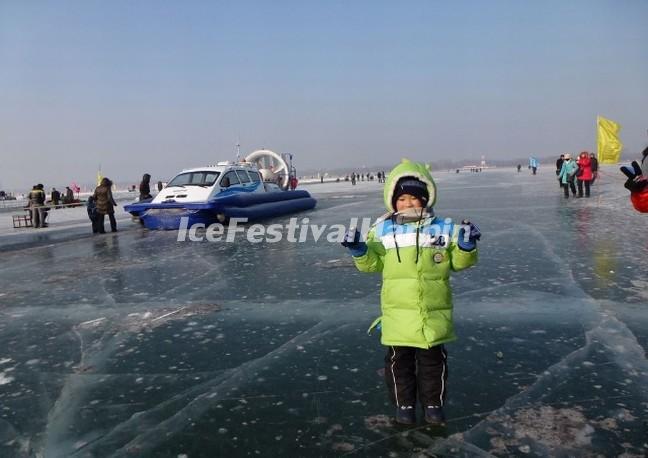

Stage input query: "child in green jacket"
[{"left": 342, "top": 159, "right": 480, "bottom": 425}]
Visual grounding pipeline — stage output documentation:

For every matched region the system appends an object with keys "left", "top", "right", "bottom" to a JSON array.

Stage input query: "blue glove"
[
  {"left": 457, "top": 220, "right": 481, "bottom": 251},
  {"left": 621, "top": 161, "right": 648, "bottom": 193},
  {"left": 341, "top": 228, "right": 367, "bottom": 257}
]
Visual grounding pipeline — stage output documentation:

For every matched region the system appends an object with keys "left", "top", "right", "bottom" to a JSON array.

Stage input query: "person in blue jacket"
[{"left": 558, "top": 154, "right": 578, "bottom": 198}]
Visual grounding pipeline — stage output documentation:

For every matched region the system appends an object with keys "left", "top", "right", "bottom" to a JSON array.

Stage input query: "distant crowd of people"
[
  {"left": 515, "top": 164, "right": 537, "bottom": 174},
  {"left": 345, "top": 171, "right": 386, "bottom": 185},
  {"left": 24, "top": 173, "right": 163, "bottom": 233},
  {"left": 556, "top": 152, "right": 598, "bottom": 199},
  {"left": 26, "top": 184, "right": 77, "bottom": 228},
  {"left": 24, "top": 178, "right": 120, "bottom": 233}
]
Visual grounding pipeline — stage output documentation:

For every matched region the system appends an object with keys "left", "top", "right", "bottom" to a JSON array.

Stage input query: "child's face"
[{"left": 395, "top": 194, "right": 424, "bottom": 212}]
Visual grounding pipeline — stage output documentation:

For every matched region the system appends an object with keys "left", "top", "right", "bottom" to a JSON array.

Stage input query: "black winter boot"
[
  {"left": 424, "top": 406, "right": 446, "bottom": 425},
  {"left": 395, "top": 405, "right": 416, "bottom": 425}
]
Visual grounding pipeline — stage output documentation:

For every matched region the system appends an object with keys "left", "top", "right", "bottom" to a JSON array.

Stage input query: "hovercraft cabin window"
[
  {"left": 235, "top": 170, "right": 251, "bottom": 183},
  {"left": 168, "top": 171, "right": 220, "bottom": 187},
  {"left": 202, "top": 172, "right": 220, "bottom": 185},
  {"left": 249, "top": 171, "right": 261, "bottom": 183},
  {"left": 221, "top": 171, "right": 240, "bottom": 185}
]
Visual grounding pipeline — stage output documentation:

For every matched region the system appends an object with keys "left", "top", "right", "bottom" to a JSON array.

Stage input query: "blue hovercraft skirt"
[{"left": 124, "top": 190, "right": 317, "bottom": 230}]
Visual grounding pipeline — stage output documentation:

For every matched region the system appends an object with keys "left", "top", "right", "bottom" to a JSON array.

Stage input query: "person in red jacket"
[
  {"left": 576, "top": 151, "right": 593, "bottom": 198},
  {"left": 289, "top": 176, "right": 298, "bottom": 190}
]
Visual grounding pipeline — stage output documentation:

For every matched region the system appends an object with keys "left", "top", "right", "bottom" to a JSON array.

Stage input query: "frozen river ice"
[{"left": 1, "top": 166, "right": 647, "bottom": 457}]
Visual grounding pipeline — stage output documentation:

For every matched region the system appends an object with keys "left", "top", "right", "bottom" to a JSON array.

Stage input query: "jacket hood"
[{"left": 384, "top": 159, "right": 437, "bottom": 212}]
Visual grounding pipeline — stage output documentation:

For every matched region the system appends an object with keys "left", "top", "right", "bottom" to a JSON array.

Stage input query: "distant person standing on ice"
[
  {"left": 64, "top": 186, "right": 74, "bottom": 204},
  {"left": 576, "top": 152, "right": 593, "bottom": 197},
  {"left": 556, "top": 154, "right": 565, "bottom": 187},
  {"left": 589, "top": 153, "right": 599, "bottom": 184},
  {"left": 86, "top": 195, "right": 99, "bottom": 233},
  {"left": 93, "top": 177, "right": 118, "bottom": 233},
  {"left": 517, "top": 164, "right": 521, "bottom": 173},
  {"left": 27, "top": 184, "right": 46, "bottom": 228},
  {"left": 139, "top": 173, "right": 152, "bottom": 201},
  {"left": 529, "top": 157, "right": 539, "bottom": 175},
  {"left": 558, "top": 154, "right": 578, "bottom": 198},
  {"left": 51, "top": 188, "right": 61, "bottom": 207},
  {"left": 341, "top": 159, "right": 480, "bottom": 426}
]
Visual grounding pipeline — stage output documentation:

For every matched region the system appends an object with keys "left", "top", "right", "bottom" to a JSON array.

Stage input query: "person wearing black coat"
[
  {"left": 64, "top": 186, "right": 74, "bottom": 204},
  {"left": 589, "top": 153, "right": 599, "bottom": 185},
  {"left": 51, "top": 188, "right": 61, "bottom": 207},
  {"left": 139, "top": 173, "right": 152, "bottom": 201},
  {"left": 87, "top": 195, "right": 100, "bottom": 233},
  {"left": 556, "top": 154, "right": 565, "bottom": 188},
  {"left": 93, "top": 178, "right": 118, "bottom": 233}
]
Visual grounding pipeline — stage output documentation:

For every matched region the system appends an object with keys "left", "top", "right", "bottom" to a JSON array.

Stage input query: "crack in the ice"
[
  {"left": 424, "top": 314, "right": 648, "bottom": 455},
  {"left": 107, "top": 321, "right": 349, "bottom": 456},
  {"left": 39, "top": 320, "right": 347, "bottom": 456}
]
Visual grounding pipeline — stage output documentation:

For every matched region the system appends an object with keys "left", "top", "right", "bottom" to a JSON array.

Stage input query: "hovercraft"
[{"left": 124, "top": 149, "right": 316, "bottom": 230}]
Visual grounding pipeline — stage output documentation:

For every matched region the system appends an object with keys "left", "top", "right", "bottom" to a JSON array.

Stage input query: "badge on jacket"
[
  {"left": 433, "top": 253, "right": 444, "bottom": 263},
  {"left": 431, "top": 235, "right": 447, "bottom": 247}
]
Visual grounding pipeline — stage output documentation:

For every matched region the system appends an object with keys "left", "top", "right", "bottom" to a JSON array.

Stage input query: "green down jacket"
[{"left": 352, "top": 159, "right": 478, "bottom": 349}]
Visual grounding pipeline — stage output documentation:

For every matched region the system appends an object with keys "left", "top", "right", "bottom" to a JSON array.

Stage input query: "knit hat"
[{"left": 392, "top": 177, "right": 429, "bottom": 210}]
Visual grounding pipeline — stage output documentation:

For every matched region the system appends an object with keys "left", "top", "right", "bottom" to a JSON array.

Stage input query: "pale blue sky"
[{"left": 1, "top": 0, "right": 647, "bottom": 189}]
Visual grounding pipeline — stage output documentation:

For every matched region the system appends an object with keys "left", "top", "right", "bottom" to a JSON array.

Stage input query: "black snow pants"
[
  {"left": 97, "top": 213, "right": 117, "bottom": 233},
  {"left": 384, "top": 345, "right": 448, "bottom": 408},
  {"left": 577, "top": 179, "right": 591, "bottom": 197},
  {"left": 563, "top": 180, "right": 577, "bottom": 197}
]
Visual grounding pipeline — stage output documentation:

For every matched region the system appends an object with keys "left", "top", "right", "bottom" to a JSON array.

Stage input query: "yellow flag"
[
  {"left": 597, "top": 116, "right": 623, "bottom": 164},
  {"left": 97, "top": 170, "right": 103, "bottom": 186}
]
